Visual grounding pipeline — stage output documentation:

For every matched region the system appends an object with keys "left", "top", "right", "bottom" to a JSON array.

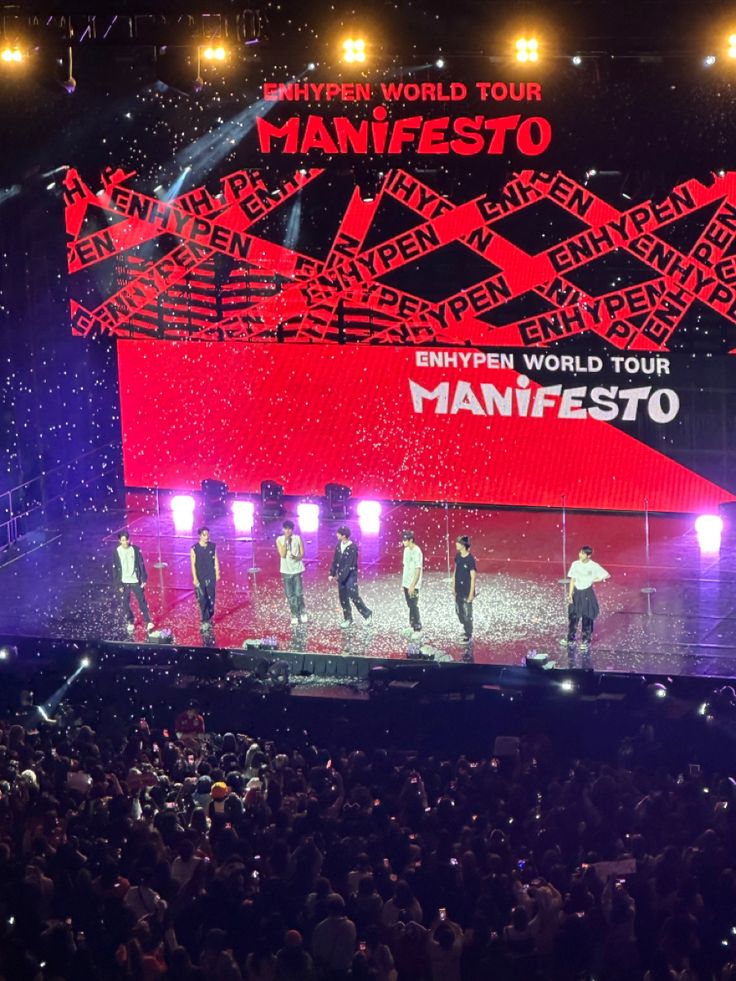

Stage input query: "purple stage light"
[
  {"left": 297, "top": 502, "right": 320, "bottom": 532},
  {"left": 357, "top": 499, "right": 382, "bottom": 534},
  {"left": 695, "top": 514, "right": 723, "bottom": 553},
  {"left": 232, "top": 500, "right": 255, "bottom": 532}
]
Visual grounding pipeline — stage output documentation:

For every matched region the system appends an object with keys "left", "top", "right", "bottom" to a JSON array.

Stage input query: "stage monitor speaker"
[
  {"left": 202, "top": 479, "right": 228, "bottom": 518},
  {"left": 261, "top": 480, "right": 284, "bottom": 518},
  {"left": 325, "top": 483, "right": 351, "bottom": 519}
]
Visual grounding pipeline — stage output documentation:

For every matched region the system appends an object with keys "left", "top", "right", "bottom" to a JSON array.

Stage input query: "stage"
[{"left": 1, "top": 495, "right": 735, "bottom": 679}]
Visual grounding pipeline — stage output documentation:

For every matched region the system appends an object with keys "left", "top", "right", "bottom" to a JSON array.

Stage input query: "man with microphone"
[{"left": 276, "top": 519, "right": 307, "bottom": 625}]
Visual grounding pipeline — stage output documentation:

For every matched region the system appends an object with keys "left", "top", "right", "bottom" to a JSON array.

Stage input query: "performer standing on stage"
[
  {"left": 329, "top": 526, "right": 373, "bottom": 628},
  {"left": 191, "top": 527, "right": 220, "bottom": 632},
  {"left": 454, "top": 535, "right": 477, "bottom": 642},
  {"left": 276, "top": 519, "right": 307, "bottom": 626},
  {"left": 112, "top": 531, "right": 154, "bottom": 635},
  {"left": 566, "top": 545, "right": 610, "bottom": 647},
  {"left": 401, "top": 530, "right": 423, "bottom": 635}
]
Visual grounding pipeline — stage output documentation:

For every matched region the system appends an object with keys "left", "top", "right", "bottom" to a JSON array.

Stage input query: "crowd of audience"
[{"left": 1, "top": 697, "right": 736, "bottom": 981}]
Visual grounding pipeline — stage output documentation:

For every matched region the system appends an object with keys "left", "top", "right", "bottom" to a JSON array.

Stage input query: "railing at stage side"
[{"left": 0, "top": 441, "right": 121, "bottom": 552}]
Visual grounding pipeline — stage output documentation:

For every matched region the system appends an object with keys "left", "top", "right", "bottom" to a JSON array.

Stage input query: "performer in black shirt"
[
  {"left": 454, "top": 535, "right": 477, "bottom": 642},
  {"left": 329, "top": 526, "right": 372, "bottom": 628},
  {"left": 190, "top": 527, "right": 221, "bottom": 632}
]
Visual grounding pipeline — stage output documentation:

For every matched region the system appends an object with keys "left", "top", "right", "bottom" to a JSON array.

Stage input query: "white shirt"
[
  {"left": 402, "top": 544, "right": 423, "bottom": 589},
  {"left": 117, "top": 545, "right": 138, "bottom": 584},
  {"left": 277, "top": 534, "right": 305, "bottom": 574},
  {"left": 568, "top": 558, "right": 609, "bottom": 590}
]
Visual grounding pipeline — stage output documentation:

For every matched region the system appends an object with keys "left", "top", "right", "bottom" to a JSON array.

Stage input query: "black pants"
[
  {"left": 338, "top": 576, "right": 371, "bottom": 621},
  {"left": 455, "top": 595, "right": 473, "bottom": 639},
  {"left": 196, "top": 580, "right": 216, "bottom": 624},
  {"left": 568, "top": 608, "right": 594, "bottom": 643},
  {"left": 121, "top": 583, "right": 152, "bottom": 625},
  {"left": 404, "top": 587, "right": 421, "bottom": 630}
]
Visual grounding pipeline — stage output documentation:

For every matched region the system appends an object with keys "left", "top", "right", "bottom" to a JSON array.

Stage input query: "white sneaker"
[
  {"left": 364, "top": 613, "right": 373, "bottom": 626},
  {"left": 340, "top": 619, "right": 353, "bottom": 629},
  {"left": 146, "top": 622, "right": 155, "bottom": 633},
  {"left": 126, "top": 623, "right": 135, "bottom": 634},
  {"left": 299, "top": 613, "right": 308, "bottom": 623},
  {"left": 290, "top": 616, "right": 299, "bottom": 626}
]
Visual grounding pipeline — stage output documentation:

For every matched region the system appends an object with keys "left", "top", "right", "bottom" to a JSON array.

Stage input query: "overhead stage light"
[
  {"left": 342, "top": 38, "right": 366, "bottom": 63},
  {"left": 515, "top": 37, "right": 539, "bottom": 63},
  {"left": 1, "top": 46, "right": 24, "bottom": 64},
  {"left": 435, "top": 57, "right": 445, "bottom": 69},
  {"left": 572, "top": 55, "right": 582, "bottom": 66},
  {"left": 729, "top": 34, "right": 736, "bottom": 58},
  {"left": 202, "top": 45, "right": 228, "bottom": 62},
  {"left": 704, "top": 54, "right": 717, "bottom": 67}
]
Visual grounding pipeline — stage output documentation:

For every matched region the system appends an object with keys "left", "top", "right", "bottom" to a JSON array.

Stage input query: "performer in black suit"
[
  {"left": 112, "top": 531, "right": 154, "bottom": 634},
  {"left": 329, "top": 526, "right": 373, "bottom": 628}
]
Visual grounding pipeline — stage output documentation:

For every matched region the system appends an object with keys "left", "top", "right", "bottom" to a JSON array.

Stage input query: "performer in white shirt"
[
  {"left": 276, "top": 519, "right": 307, "bottom": 626},
  {"left": 566, "top": 545, "right": 610, "bottom": 647},
  {"left": 112, "top": 531, "right": 154, "bottom": 635},
  {"left": 401, "top": 530, "right": 423, "bottom": 635}
]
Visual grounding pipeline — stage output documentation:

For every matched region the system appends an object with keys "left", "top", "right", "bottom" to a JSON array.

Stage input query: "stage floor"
[{"left": 1, "top": 497, "right": 736, "bottom": 678}]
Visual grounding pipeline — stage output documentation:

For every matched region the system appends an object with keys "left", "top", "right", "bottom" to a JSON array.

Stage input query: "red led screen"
[{"left": 118, "top": 341, "right": 734, "bottom": 513}]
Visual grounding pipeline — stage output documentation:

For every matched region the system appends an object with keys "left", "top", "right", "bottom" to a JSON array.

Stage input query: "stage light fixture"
[
  {"left": 297, "top": 502, "right": 320, "bottom": 533},
  {"left": 307, "top": 61, "right": 316, "bottom": 71},
  {"left": 515, "top": 37, "right": 539, "bottom": 63},
  {"left": 695, "top": 514, "right": 723, "bottom": 553},
  {"left": 342, "top": 38, "right": 366, "bottom": 63},
  {"left": 0, "top": 645, "right": 17, "bottom": 663},
  {"left": 704, "top": 54, "right": 717, "bottom": 67},
  {"left": 729, "top": 34, "right": 736, "bottom": 58},
  {"left": 572, "top": 55, "right": 582, "bottom": 66},
  {"left": 357, "top": 499, "right": 382, "bottom": 535},
  {"left": 435, "top": 57, "right": 445, "bottom": 68},
  {"left": 202, "top": 45, "right": 228, "bottom": 62},
  {"left": 232, "top": 499, "right": 255, "bottom": 533},
  {"left": 171, "top": 494, "right": 196, "bottom": 532},
  {"left": 79, "top": 656, "right": 91, "bottom": 669},
  {"left": 559, "top": 678, "right": 576, "bottom": 693},
  {"left": 1, "top": 46, "right": 23, "bottom": 64}
]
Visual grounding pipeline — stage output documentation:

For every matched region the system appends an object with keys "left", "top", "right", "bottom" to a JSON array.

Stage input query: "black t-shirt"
[
  {"left": 454, "top": 552, "right": 477, "bottom": 597},
  {"left": 192, "top": 541, "right": 217, "bottom": 581}
]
